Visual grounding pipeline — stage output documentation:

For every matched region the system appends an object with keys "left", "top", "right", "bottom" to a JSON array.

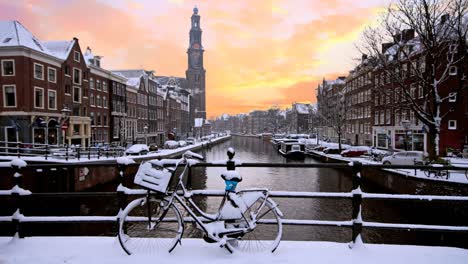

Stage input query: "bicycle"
[
  {"left": 118, "top": 149, "right": 283, "bottom": 255},
  {"left": 422, "top": 162, "right": 450, "bottom": 180}
]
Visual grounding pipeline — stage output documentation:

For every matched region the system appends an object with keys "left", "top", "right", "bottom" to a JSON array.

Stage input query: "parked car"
[
  {"left": 341, "top": 146, "right": 370, "bottom": 157},
  {"left": 382, "top": 151, "right": 426, "bottom": 165},
  {"left": 164, "top": 140, "right": 179, "bottom": 149},
  {"left": 125, "top": 144, "right": 149, "bottom": 155},
  {"left": 186, "top": 137, "right": 196, "bottom": 145},
  {"left": 178, "top": 140, "right": 187, "bottom": 147},
  {"left": 149, "top": 144, "right": 158, "bottom": 152}
]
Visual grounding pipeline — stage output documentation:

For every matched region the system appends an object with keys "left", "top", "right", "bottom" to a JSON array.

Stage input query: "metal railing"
[
  {"left": 1, "top": 158, "right": 468, "bottom": 248},
  {"left": 0, "top": 141, "right": 126, "bottom": 161}
]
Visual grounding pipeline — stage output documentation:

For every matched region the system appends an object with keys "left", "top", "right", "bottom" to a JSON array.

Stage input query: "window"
[
  {"left": 448, "top": 120, "right": 457, "bottom": 130},
  {"left": 418, "top": 84, "right": 424, "bottom": 99},
  {"left": 48, "top": 67, "right": 57, "bottom": 83},
  {"left": 65, "top": 65, "right": 70, "bottom": 75},
  {"left": 48, "top": 90, "right": 56, "bottom": 110},
  {"left": 448, "top": 92, "right": 457, "bottom": 102},
  {"left": 65, "top": 84, "right": 71, "bottom": 95},
  {"left": 34, "top": 87, "right": 44, "bottom": 109},
  {"left": 103, "top": 96, "right": 107, "bottom": 108},
  {"left": 90, "top": 93, "right": 95, "bottom": 106},
  {"left": 90, "top": 112, "right": 95, "bottom": 125},
  {"left": 103, "top": 82, "right": 107, "bottom": 92},
  {"left": 34, "top": 63, "right": 44, "bottom": 80},
  {"left": 97, "top": 112, "right": 101, "bottom": 126},
  {"left": 449, "top": 66, "right": 457, "bottom": 76},
  {"left": 449, "top": 44, "right": 458, "bottom": 54},
  {"left": 73, "top": 68, "right": 81, "bottom": 84},
  {"left": 74, "top": 51, "right": 80, "bottom": 62},
  {"left": 97, "top": 95, "right": 101, "bottom": 107},
  {"left": 1, "top": 60, "right": 15, "bottom": 76},
  {"left": 2, "top": 85, "right": 16, "bottom": 107},
  {"left": 90, "top": 78, "right": 94, "bottom": 89},
  {"left": 73, "top": 86, "right": 81, "bottom": 103},
  {"left": 103, "top": 114, "right": 107, "bottom": 126},
  {"left": 97, "top": 80, "right": 101, "bottom": 91}
]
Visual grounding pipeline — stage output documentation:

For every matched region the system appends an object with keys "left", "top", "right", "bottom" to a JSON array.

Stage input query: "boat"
[{"left": 279, "top": 141, "right": 306, "bottom": 159}]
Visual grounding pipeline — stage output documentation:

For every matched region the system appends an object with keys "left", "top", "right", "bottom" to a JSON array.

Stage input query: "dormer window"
[{"left": 74, "top": 51, "right": 80, "bottom": 62}]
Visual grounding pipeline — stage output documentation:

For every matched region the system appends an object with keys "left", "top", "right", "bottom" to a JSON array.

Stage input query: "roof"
[
  {"left": 294, "top": 103, "right": 310, "bottom": 114},
  {"left": 0, "top": 20, "right": 51, "bottom": 55},
  {"left": 43, "top": 40, "right": 75, "bottom": 60}
]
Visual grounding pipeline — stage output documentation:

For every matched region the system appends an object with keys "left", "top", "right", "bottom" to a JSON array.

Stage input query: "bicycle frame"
[{"left": 153, "top": 157, "right": 274, "bottom": 242}]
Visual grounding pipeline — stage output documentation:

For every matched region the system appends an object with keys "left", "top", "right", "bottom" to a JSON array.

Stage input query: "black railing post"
[
  {"left": 349, "top": 161, "right": 363, "bottom": 248},
  {"left": 77, "top": 147, "right": 81, "bottom": 160},
  {"left": 116, "top": 157, "right": 134, "bottom": 233},
  {"left": 17, "top": 142, "right": 20, "bottom": 158},
  {"left": 187, "top": 165, "right": 193, "bottom": 190},
  {"left": 11, "top": 159, "right": 27, "bottom": 238},
  {"left": 65, "top": 144, "right": 69, "bottom": 161},
  {"left": 98, "top": 148, "right": 101, "bottom": 159},
  {"left": 45, "top": 144, "right": 48, "bottom": 160},
  {"left": 88, "top": 147, "right": 91, "bottom": 160}
]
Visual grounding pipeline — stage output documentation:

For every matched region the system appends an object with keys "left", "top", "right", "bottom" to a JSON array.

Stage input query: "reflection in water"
[{"left": 190, "top": 136, "right": 467, "bottom": 247}]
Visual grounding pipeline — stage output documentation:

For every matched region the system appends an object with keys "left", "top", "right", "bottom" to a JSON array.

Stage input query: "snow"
[
  {"left": 0, "top": 21, "right": 51, "bottom": 54},
  {"left": 125, "top": 144, "right": 149, "bottom": 154},
  {"left": 0, "top": 185, "right": 31, "bottom": 196},
  {"left": 43, "top": 40, "right": 75, "bottom": 60},
  {"left": 1, "top": 237, "right": 467, "bottom": 264},
  {"left": 134, "top": 162, "right": 172, "bottom": 193},
  {"left": 10, "top": 158, "right": 27, "bottom": 168},
  {"left": 116, "top": 157, "right": 135, "bottom": 165},
  {"left": 194, "top": 118, "right": 204, "bottom": 128},
  {"left": 294, "top": 103, "right": 310, "bottom": 114},
  {"left": 221, "top": 170, "right": 242, "bottom": 181}
]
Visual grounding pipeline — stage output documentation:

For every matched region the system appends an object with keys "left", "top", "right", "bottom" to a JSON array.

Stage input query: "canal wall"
[
  {"left": 0, "top": 136, "right": 232, "bottom": 192},
  {"left": 307, "top": 151, "right": 468, "bottom": 195}
]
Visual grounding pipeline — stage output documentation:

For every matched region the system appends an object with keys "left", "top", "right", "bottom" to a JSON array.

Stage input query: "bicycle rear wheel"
[
  {"left": 225, "top": 197, "right": 282, "bottom": 253},
  {"left": 118, "top": 197, "right": 183, "bottom": 255}
]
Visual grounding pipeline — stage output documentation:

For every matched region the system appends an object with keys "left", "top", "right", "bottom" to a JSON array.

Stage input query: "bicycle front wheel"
[
  {"left": 225, "top": 197, "right": 282, "bottom": 253},
  {"left": 118, "top": 197, "right": 183, "bottom": 255}
]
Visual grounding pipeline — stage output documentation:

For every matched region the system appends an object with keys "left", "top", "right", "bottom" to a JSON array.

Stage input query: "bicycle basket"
[{"left": 134, "top": 161, "right": 172, "bottom": 194}]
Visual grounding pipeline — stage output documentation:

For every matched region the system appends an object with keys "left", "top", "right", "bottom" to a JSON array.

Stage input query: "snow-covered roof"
[
  {"left": 0, "top": 20, "right": 52, "bottom": 55},
  {"left": 294, "top": 103, "right": 310, "bottom": 114},
  {"left": 43, "top": 40, "right": 75, "bottom": 60},
  {"left": 126, "top": 77, "right": 141, "bottom": 88}
]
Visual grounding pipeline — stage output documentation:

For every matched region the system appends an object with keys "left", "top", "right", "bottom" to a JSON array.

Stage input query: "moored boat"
[{"left": 279, "top": 141, "right": 305, "bottom": 159}]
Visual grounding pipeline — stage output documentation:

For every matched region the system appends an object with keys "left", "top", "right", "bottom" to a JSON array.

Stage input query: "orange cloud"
[{"left": 0, "top": 0, "right": 385, "bottom": 117}]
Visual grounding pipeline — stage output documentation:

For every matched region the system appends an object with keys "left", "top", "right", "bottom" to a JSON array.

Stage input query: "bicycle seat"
[{"left": 221, "top": 170, "right": 242, "bottom": 182}]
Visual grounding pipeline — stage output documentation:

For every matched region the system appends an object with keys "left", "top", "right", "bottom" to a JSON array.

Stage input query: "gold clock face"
[{"left": 192, "top": 43, "right": 200, "bottom": 49}]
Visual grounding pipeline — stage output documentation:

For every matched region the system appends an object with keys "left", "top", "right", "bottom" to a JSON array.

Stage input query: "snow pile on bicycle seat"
[
  {"left": 134, "top": 162, "right": 172, "bottom": 193},
  {"left": 221, "top": 170, "right": 242, "bottom": 181}
]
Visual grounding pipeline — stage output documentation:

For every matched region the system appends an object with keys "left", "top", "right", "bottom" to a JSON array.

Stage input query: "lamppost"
[
  {"left": 401, "top": 119, "right": 411, "bottom": 151},
  {"left": 61, "top": 106, "right": 71, "bottom": 146},
  {"left": 144, "top": 124, "right": 148, "bottom": 145}
]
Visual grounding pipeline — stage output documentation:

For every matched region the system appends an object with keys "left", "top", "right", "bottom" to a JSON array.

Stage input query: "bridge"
[{"left": 1, "top": 153, "right": 468, "bottom": 262}]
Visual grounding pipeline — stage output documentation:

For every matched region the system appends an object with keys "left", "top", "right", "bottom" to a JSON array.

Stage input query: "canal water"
[{"left": 189, "top": 136, "right": 467, "bottom": 247}]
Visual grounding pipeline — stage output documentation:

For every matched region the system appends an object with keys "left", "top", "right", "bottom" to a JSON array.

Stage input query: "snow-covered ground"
[
  {"left": 0, "top": 237, "right": 467, "bottom": 264},
  {"left": 0, "top": 136, "right": 230, "bottom": 165}
]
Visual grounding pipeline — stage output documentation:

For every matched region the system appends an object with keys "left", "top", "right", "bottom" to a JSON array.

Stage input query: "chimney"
[
  {"left": 402, "top": 29, "right": 415, "bottom": 41},
  {"left": 441, "top": 14, "right": 449, "bottom": 24},
  {"left": 382, "top": 42, "right": 393, "bottom": 53}
]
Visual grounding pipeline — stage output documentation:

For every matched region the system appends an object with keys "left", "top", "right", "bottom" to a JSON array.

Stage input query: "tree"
[{"left": 359, "top": 0, "right": 467, "bottom": 159}]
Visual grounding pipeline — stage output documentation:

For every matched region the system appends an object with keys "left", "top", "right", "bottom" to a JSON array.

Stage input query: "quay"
[{"left": 306, "top": 149, "right": 468, "bottom": 195}]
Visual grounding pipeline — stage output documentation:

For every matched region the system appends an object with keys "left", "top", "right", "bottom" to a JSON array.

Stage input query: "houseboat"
[{"left": 279, "top": 141, "right": 306, "bottom": 159}]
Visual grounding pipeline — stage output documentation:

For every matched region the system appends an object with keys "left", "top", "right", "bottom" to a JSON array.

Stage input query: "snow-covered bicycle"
[{"left": 118, "top": 149, "right": 283, "bottom": 255}]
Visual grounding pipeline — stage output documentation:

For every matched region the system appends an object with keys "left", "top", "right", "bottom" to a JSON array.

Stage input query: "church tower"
[{"left": 186, "top": 6, "right": 206, "bottom": 119}]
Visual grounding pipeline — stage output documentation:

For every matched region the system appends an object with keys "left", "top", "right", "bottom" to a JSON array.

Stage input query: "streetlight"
[
  {"left": 61, "top": 106, "right": 71, "bottom": 146},
  {"left": 144, "top": 124, "right": 148, "bottom": 145},
  {"left": 401, "top": 119, "right": 411, "bottom": 151}
]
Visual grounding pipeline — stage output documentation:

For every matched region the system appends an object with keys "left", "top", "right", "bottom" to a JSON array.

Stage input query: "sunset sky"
[{"left": 0, "top": 0, "right": 388, "bottom": 118}]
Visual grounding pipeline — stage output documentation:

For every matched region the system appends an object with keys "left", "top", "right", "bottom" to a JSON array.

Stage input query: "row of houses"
[
  {"left": 211, "top": 102, "right": 315, "bottom": 135},
  {"left": 0, "top": 20, "right": 208, "bottom": 148},
  {"left": 317, "top": 27, "right": 467, "bottom": 155}
]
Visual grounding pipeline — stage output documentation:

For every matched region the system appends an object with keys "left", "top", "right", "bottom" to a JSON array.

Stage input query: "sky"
[{"left": 0, "top": 0, "right": 389, "bottom": 118}]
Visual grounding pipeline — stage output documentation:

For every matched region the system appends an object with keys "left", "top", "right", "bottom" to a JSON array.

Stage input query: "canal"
[{"left": 188, "top": 136, "right": 466, "bottom": 247}]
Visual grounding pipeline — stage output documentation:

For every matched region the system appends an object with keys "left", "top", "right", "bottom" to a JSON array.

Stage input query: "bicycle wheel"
[
  {"left": 225, "top": 197, "right": 282, "bottom": 253},
  {"left": 118, "top": 197, "right": 183, "bottom": 255}
]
